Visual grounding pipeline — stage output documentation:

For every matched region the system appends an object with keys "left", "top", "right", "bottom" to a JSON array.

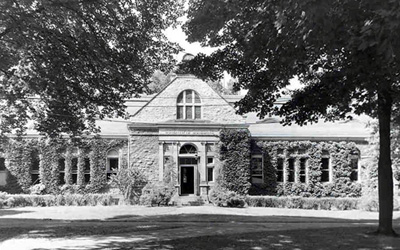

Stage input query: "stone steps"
[{"left": 171, "top": 195, "right": 209, "bottom": 206}]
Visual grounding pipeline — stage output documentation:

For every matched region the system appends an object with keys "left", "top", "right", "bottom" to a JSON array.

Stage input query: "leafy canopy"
[
  {"left": 0, "top": 0, "right": 184, "bottom": 137},
  {"left": 183, "top": 0, "right": 400, "bottom": 124}
]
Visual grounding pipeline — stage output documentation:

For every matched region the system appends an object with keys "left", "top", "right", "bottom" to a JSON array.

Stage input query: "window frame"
[
  {"left": 177, "top": 90, "right": 202, "bottom": 120},
  {"left": 320, "top": 157, "right": 331, "bottom": 183},
  {"left": 251, "top": 155, "right": 263, "bottom": 184},
  {"left": 277, "top": 157, "right": 284, "bottom": 183},
  {"left": 71, "top": 157, "right": 78, "bottom": 184},
  {"left": 58, "top": 158, "right": 66, "bottom": 185},
  {"left": 106, "top": 149, "right": 120, "bottom": 179},
  {"left": 287, "top": 158, "right": 295, "bottom": 183},
  {"left": 0, "top": 157, "right": 6, "bottom": 172},
  {"left": 207, "top": 156, "right": 215, "bottom": 183},
  {"left": 299, "top": 158, "right": 308, "bottom": 184},
  {"left": 84, "top": 158, "right": 91, "bottom": 183},
  {"left": 350, "top": 155, "right": 359, "bottom": 182},
  {"left": 30, "top": 151, "right": 40, "bottom": 185}
]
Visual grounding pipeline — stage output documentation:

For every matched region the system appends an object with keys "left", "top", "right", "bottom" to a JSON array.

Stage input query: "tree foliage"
[
  {"left": 0, "top": 0, "right": 183, "bottom": 137},
  {"left": 184, "top": 0, "right": 400, "bottom": 235}
]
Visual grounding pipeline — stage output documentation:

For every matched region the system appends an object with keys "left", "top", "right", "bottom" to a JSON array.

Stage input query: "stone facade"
[
  {"left": 129, "top": 132, "right": 159, "bottom": 182},
  {"left": 131, "top": 75, "right": 245, "bottom": 124}
]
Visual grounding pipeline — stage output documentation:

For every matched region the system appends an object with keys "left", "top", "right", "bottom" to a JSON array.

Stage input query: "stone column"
[
  {"left": 158, "top": 141, "right": 164, "bottom": 182},
  {"left": 200, "top": 142, "right": 207, "bottom": 182},
  {"left": 173, "top": 142, "right": 180, "bottom": 195},
  {"left": 294, "top": 157, "right": 299, "bottom": 183},
  {"left": 199, "top": 142, "right": 208, "bottom": 196}
]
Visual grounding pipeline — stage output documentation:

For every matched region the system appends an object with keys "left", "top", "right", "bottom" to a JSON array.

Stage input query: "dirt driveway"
[{"left": 1, "top": 206, "right": 400, "bottom": 249}]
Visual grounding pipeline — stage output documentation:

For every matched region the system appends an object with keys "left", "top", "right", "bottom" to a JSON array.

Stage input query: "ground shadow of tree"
[{"left": 1, "top": 214, "right": 399, "bottom": 250}]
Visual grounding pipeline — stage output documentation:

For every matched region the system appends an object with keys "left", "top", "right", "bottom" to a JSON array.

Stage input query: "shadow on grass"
[
  {"left": 1, "top": 213, "right": 399, "bottom": 249},
  {"left": 29, "top": 226, "right": 400, "bottom": 250},
  {"left": 106, "top": 213, "right": 378, "bottom": 224},
  {"left": 0, "top": 209, "right": 33, "bottom": 217}
]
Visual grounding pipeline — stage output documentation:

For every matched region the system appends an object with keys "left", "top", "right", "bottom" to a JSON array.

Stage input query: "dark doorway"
[{"left": 181, "top": 166, "right": 194, "bottom": 194}]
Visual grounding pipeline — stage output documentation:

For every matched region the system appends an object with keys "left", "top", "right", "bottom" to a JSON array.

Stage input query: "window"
[
  {"left": 207, "top": 156, "right": 214, "bottom": 182},
  {"left": 177, "top": 90, "right": 201, "bottom": 120},
  {"left": 350, "top": 158, "right": 358, "bottom": 181},
  {"left": 84, "top": 158, "right": 90, "bottom": 183},
  {"left": 251, "top": 156, "right": 263, "bottom": 184},
  {"left": 179, "top": 157, "right": 197, "bottom": 165},
  {"left": 0, "top": 158, "right": 5, "bottom": 171},
  {"left": 207, "top": 167, "right": 214, "bottom": 182},
  {"left": 288, "top": 158, "right": 295, "bottom": 182},
  {"left": 277, "top": 158, "right": 284, "bottom": 182},
  {"left": 299, "top": 158, "right": 307, "bottom": 183},
  {"left": 107, "top": 149, "right": 119, "bottom": 179},
  {"left": 321, "top": 158, "right": 330, "bottom": 182},
  {"left": 179, "top": 144, "right": 197, "bottom": 155},
  {"left": 72, "top": 157, "right": 78, "bottom": 184},
  {"left": 31, "top": 151, "right": 40, "bottom": 185},
  {"left": 59, "top": 158, "right": 65, "bottom": 185}
]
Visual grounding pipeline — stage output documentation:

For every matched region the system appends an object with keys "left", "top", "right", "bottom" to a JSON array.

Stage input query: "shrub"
[
  {"left": 109, "top": 167, "right": 146, "bottom": 204},
  {"left": 0, "top": 193, "right": 114, "bottom": 208},
  {"left": 29, "top": 184, "right": 46, "bottom": 195},
  {"left": 209, "top": 185, "right": 246, "bottom": 208},
  {"left": 139, "top": 157, "right": 177, "bottom": 206},
  {"left": 139, "top": 182, "right": 175, "bottom": 206},
  {"left": 245, "top": 196, "right": 359, "bottom": 210}
]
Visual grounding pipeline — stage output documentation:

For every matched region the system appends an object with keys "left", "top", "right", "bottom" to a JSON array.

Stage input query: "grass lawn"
[{"left": 0, "top": 207, "right": 400, "bottom": 249}]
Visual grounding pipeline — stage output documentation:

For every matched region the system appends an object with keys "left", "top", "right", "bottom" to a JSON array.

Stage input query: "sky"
[{"left": 164, "top": 23, "right": 216, "bottom": 60}]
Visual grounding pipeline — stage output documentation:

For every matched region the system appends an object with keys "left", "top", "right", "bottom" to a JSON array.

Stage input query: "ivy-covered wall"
[
  {"left": 250, "top": 141, "right": 363, "bottom": 197},
  {"left": 218, "top": 129, "right": 251, "bottom": 195},
  {"left": 0, "top": 137, "right": 127, "bottom": 194}
]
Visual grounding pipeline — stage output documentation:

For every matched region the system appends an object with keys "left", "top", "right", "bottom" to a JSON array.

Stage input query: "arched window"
[
  {"left": 177, "top": 90, "right": 201, "bottom": 120},
  {"left": 106, "top": 149, "right": 119, "bottom": 179},
  {"left": 179, "top": 144, "right": 197, "bottom": 155}
]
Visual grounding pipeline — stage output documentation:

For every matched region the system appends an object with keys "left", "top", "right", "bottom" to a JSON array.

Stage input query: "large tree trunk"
[{"left": 377, "top": 89, "right": 396, "bottom": 235}]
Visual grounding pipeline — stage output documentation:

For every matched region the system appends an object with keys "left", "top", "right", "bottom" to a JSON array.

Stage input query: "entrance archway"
[{"left": 179, "top": 144, "right": 198, "bottom": 195}]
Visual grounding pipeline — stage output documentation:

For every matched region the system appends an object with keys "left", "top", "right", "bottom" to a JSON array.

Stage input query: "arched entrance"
[{"left": 179, "top": 144, "right": 198, "bottom": 195}]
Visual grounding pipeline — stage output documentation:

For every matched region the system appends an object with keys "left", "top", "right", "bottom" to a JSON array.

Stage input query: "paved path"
[{"left": 2, "top": 205, "right": 400, "bottom": 221}]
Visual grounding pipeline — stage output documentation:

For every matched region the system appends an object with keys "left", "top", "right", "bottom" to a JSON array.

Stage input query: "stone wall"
[
  {"left": 131, "top": 76, "right": 245, "bottom": 124},
  {"left": 129, "top": 134, "right": 159, "bottom": 181}
]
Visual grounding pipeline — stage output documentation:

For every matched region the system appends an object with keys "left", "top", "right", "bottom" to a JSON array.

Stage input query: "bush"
[
  {"left": 209, "top": 185, "right": 246, "bottom": 208},
  {"left": 139, "top": 182, "right": 175, "bottom": 206},
  {"left": 139, "top": 157, "right": 177, "bottom": 206},
  {"left": 0, "top": 193, "right": 115, "bottom": 208},
  {"left": 29, "top": 184, "right": 46, "bottom": 195},
  {"left": 108, "top": 167, "right": 146, "bottom": 204},
  {"left": 245, "top": 196, "right": 359, "bottom": 210}
]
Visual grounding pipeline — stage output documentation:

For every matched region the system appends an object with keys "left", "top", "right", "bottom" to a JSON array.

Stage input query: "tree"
[
  {"left": 146, "top": 70, "right": 177, "bottom": 94},
  {"left": 0, "top": 0, "right": 183, "bottom": 137},
  {"left": 183, "top": 0, "right": 400, "bottom": 235}
]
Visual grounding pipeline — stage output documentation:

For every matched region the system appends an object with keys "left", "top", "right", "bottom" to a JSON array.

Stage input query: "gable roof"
[{"left": 130, "top": 74, "right": 245, "bottom": 124}]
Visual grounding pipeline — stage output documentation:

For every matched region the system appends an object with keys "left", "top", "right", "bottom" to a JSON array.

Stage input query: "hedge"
[
  {"left": 246, "top": 195, "right": 400, "bottom": 211},
  {"left": 0, "top": 192, "right": 116, "bottom": 208},
  {"left": 245, "top": 196, "right": 360, "bottom": 210}
]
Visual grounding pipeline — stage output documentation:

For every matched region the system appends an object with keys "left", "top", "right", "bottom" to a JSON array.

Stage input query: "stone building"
[{"left": 0, "top": 74, "right": 374, "bottom": 198}]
